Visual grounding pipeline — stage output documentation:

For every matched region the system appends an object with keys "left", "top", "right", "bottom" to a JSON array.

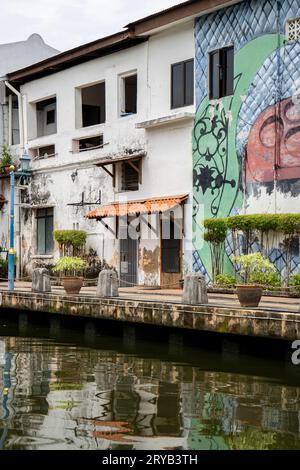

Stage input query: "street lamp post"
[
  {"left": 7, "top": 151, "right": 31, "bottom": 291},
  {"left": 8, "top": 166, "right": 15, "bottom": 291}
]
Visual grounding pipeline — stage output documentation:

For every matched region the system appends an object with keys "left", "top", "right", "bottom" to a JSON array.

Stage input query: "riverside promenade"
[{"left": 0, "top": 281, "right": 299, "bottom": 342}]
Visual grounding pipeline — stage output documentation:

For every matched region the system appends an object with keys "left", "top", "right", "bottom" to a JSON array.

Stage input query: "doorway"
[
  {"left": 161, "top": 217, "right": 182, "bottom": 289},
  {"left": 119, "top": 217, "right": 138, "bottom": 288}
]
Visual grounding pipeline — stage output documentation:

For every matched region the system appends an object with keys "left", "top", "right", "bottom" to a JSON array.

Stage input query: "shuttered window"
[{"left": 121, "top": 161, "right": 140, "bottom": 191}]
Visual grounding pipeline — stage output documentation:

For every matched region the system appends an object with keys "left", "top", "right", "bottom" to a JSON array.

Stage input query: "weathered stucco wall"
[{"left": 2, "top": 21, "right": 195, "bottom": 283}]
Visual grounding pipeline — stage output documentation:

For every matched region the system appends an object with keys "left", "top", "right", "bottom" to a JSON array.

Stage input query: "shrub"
[
  {"left": 204, "top": 218, "right": 227, "bottom": 244},
  {"left": 53, "top": 257, "right": 87, "bottom": 275},
  {"left": 0, "top": 145, "right": 13, "bottom": 174},
  {"left": 232, "top": 253, "right": 276, "bottom": 284},
  {"left": 204, "top": 214, "right": 300, "bottom": 234},
  {"left": 289, "top": 274, "right": 300, "bottom": 293},
  {"left": 215, "top": 274, "right": 236, "bottom": 288},
  {"left": 250, "top": 271, "right": 281, "bottom": 288},
  {"left": 53, "top": 230, "right": 87, "bottom": 249}
]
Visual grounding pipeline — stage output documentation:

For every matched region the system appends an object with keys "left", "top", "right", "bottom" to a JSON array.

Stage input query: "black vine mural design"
[{"left": 193, "top": 103, "right": 237, "bottom": 216}]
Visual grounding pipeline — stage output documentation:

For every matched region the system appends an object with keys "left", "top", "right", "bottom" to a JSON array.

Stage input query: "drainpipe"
[
  {"left": 4, "top": 81, "right": 24, "bottom": 150},
  {"left": 4, "top": 81, "right": 26, "bottom": 280}
]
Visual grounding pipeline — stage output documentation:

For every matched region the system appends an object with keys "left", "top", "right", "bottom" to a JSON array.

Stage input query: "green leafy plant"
[
  {"left": 0, "top": 145, "right": 13, "bottom": 174},
  {"left": 250, "top": 271, "right": 281, "bottom": 289},
  {"left": 204, "top": 218, "right": 227, "bottom": 282},
  {"left": 215, "top": 274, "right": 236, "bottom": 288},
  {"left": 54, "top": 230, "right": 87, "bottom": 257},
  {"left": 54, "top": 230, "right": 87, "bottom": 248},
  {"left": 232, "top": 253, "right": 276, "bottom": 285},
  {"left": 53, "top": 257, "right": 87, "bottom": 275},
  {"left": 289, "top": 274, "right": 300, "bottom": 293}
]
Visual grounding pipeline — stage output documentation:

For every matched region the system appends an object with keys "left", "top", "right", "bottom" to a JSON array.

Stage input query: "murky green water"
[{"left": 0, "top": 313, "right": 300, "bottom": 450}]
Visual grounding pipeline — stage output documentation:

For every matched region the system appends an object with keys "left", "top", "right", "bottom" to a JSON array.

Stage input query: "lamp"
[
  {"left": 71, "top": 169, "right": 78, "bottom": 182},
  {"left": 19, "top": 151, "right": 31, "bottom": 173}
]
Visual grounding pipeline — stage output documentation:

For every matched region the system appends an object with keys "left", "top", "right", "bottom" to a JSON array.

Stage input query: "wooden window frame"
[
  {"left": 36, "top": 207, "right": 54, "bottom": 255},
  {"left": 209, "top": 46, "right": 234, "bottom": 100},
  {"left": 171, "top": 58, "right": 194, "bottom": 109}
]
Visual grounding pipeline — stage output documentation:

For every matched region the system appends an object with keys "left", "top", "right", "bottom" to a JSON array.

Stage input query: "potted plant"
[
  {"left": 53, "top": 256, "right": 88, "bottom": 295},
  {"left": 232, "top": 253, "right": 277, "bottom": 307},
  {"left": 0, "top": 145, "right": 14, "bottom": 175}
]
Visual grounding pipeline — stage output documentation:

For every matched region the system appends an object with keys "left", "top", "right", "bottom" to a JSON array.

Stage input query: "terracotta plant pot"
[
  {"left": 62, "top": 276, "right": 83, "bottom": 295},
  {"left": 236, "top": 285, "right": 263, "bottom": 308}
]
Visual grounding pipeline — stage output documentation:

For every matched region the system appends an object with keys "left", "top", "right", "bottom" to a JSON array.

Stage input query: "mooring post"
[
  {"left": 32, "top": 268, "right": 51, "bottom": 293},
  {"left": 96, "top": 269, "right": 119, "bottom": 298},
  {"left": 182, "top": 273, "right": 208, "bottom": 305}
]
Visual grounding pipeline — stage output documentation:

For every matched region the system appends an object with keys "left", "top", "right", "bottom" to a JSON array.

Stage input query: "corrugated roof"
[{"left": 85, "top": 195, "right": 188, "bottom": 219}]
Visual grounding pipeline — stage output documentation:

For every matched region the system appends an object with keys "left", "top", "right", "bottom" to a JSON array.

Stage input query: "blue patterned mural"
[{"left": 193, "top": 0, "right": 300, "bottom": 280}]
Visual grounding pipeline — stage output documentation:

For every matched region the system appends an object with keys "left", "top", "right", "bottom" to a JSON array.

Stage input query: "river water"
[{"left": 0, "top": 313, "right": 300, "bottom": 450}]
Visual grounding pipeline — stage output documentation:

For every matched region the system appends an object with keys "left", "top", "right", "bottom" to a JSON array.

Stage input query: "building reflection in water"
[{"left": 0, "top": 336, "right": 300, "bottom": 450}]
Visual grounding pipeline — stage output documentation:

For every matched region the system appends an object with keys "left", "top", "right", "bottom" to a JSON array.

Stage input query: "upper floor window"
[
  {"left": 30, "top": 144, "right": 56, "bottom": 161},
  {"left": 120, "top": 73, "right": 137, "bottom": 116},
  {"left": 79, "top": 82, "right": 106, "bottom": 128},
  {"left": 36, "top": 97, "right": 57, "bottom": 137},
  {"left": 209, "top": 46, "right": 234, "bottom": 100},
  {"left": 287, "top": 17, "right": 300, "bottom": 41},
  {"left": 121, "top": 159, "right": 141, "bottom": 191},
  {"left": 72, "top": 134, "right": 104, "bottom": 153},
  {"left": 171, "top": 59, "right": 194, "bottom": 109}
]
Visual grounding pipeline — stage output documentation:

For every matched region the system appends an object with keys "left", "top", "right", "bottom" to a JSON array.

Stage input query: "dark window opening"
[
  {"left": 36, "top": 97, "right": 57, "bottom": 137},
  {"left": 36, "top": 208, "right": 54, "bottom": 255},
  {"left": 77, "top": 135, "right": 103, "bottom": 152},
  {"left": 121, "top": 160, "right": 140, "bottom": 191},
  {"left": 32, "top": 145, "right": 55, "bottom": 160},
  {"left": 81, "top": 82, "right": 106, "bottom": 127},
  {"left": 12, "top": 95, "right": 20, "bottom": 145},
  {"left": 209, "top": 46, "right": 234, "bottom": 100},
  {"left": 121, "top": 75, "right": 137, "bottom": 115},
  {"left": 161, "top": 218, "right": 181, "bottom": 273},
  {"left": 171, "top": 59, "right": 194, "bottom": 109},
  {"left": 46, "top": 109, "right": 55, "bottom": 125}
]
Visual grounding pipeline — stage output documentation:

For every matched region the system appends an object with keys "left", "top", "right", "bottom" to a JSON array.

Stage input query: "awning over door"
[{"left": 85, "top": 194, "right": 188, "bottom": 220}]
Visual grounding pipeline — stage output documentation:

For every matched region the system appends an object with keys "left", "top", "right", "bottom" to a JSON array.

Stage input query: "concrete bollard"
[
  {"left": 96, "top": 269, "right": 119, "bottom": 298},
  {"left": 182, "top": 273, "right": 208, "bottom": 305},
  {"left": 32, "top": 268, "right": 51, "bottom": 293}
]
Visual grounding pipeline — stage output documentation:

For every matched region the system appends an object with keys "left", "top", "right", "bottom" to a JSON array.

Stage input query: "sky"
[{"left": 0, "top": 0, "right": 185, "bottom": 52}]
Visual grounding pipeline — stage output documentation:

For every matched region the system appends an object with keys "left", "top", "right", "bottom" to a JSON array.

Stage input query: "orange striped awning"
[{"left": 85, "top": 194, "right": 188, "bottom": 220}]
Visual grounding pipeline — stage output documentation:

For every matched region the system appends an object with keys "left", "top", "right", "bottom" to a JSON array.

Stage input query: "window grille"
[{"left": 287, "top": 17, "right": 300, "bottom": 41}]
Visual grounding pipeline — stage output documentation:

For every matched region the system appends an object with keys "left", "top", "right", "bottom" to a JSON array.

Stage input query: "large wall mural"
[{"left": 193, "top": 0, "right": 300, "bottom": 279}]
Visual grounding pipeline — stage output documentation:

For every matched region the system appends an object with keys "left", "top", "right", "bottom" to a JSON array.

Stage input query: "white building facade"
[{"left": 3, "top": 16, "right": 196, "bottom": 287}]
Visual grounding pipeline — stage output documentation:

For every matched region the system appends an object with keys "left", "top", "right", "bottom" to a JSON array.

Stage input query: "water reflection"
[{"left": 0, "top": 336, "right": 300, "bottom": 450}]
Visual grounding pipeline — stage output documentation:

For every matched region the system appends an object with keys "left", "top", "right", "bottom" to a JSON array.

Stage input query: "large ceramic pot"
[
  {"left": 236, "top": 285, "right": 263, "bottom": 308},
  {"left": 62, "top": 277, "right": 83, "bottom": 295}
]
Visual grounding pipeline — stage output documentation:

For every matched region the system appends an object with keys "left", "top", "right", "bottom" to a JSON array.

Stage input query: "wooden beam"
[
  {"left": 140, "top": 214, "right": 159, "bottom": 236},
  {"left": 100, "top": 164, "right": 114, "bottom": 179},
  {"left": 98, "top": 219, "right": 116, "bottom": 237}
]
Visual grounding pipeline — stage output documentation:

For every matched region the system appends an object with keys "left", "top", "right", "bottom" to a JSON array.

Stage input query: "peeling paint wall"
[
  {"left": 193, "top": 0, "right": 300, "bottom": 279},
  {"left": 3, "top": 22, "right": 195, "bottom": 284},
  {"left": 138, "top": 214, "right": 160, "bottom": 286}
]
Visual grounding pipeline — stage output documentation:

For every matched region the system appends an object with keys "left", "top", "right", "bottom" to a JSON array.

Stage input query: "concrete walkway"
[{"left": 0, "top": 281, "right": 299, "bottom": 313}]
